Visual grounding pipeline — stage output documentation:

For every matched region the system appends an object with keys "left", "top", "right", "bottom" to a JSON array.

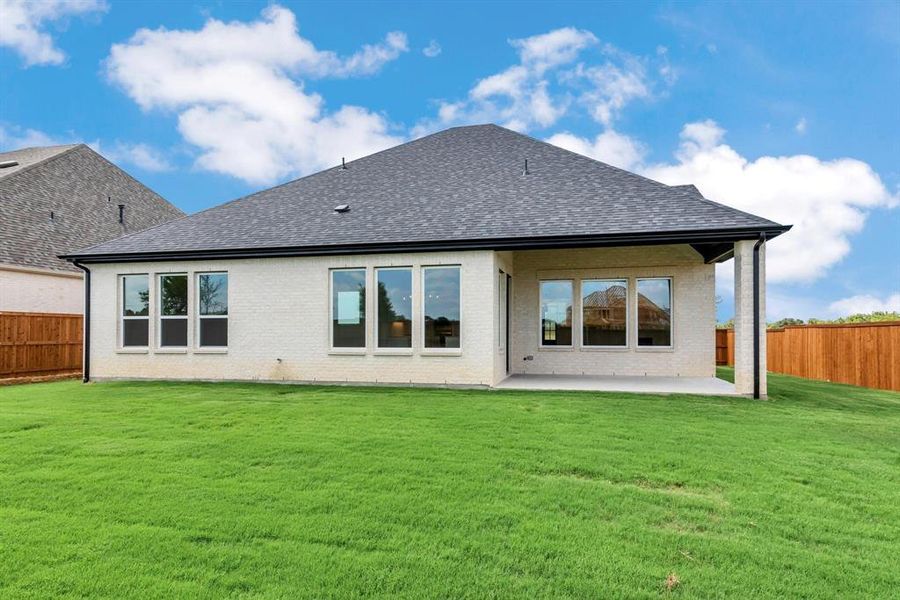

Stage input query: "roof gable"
[{"left": 0, "top": 144, "right": 184, "bottom": 272}]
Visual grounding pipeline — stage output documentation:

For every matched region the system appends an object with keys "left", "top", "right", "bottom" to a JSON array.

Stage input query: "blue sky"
[{"left": 1, "top": 0, "right": 898, "bottom": 321}]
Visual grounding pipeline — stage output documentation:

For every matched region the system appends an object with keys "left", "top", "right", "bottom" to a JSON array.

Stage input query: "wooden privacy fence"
[
  {"left": 716, "top": 322, "right": 900, "bottom": 392},
  {"left": 0, "top": 312, "right": 83, "bottom": 379}
]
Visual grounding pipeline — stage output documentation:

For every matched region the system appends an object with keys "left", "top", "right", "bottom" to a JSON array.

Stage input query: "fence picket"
[
  {"left": 717, "top": 322, "right": 900, "bottom": 392},
  {"left": 0, "top": 312, "right": 82, "bottom": 379}
]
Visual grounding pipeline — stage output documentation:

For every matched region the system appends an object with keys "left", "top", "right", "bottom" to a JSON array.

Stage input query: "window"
[
  {"left": 423, "top": 266, "right": 460, "bottom": 349},
  {"left": 198, "top": 273, "right": 228, "bottom": 347},
  {"left": 540, "top": 280, "right": 573, "bottom": 346},
  {"left": 331, "top": 269, "right": 366, "bottom": 348},
  {"left": 637, "top": 278, "right": 672, "bottom": 347},
  {"left": 159, "top": 274, "right": 188, "bottom": 347},
  {"left": 121, "top": 274, "right": 149, "bottom": 347},
  {"left": 582, "top": 279, "right": 627, "bottom": 347},
  {"left": 376, "top": 268, "right": 412, "bottom": 348}
]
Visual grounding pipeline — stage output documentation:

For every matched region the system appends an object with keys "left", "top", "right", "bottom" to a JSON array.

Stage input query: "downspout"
[
  {"left": 752, "top": 233, "right": 766, "bottom": 399},
  {"left": 73, "top": 261, "right": 91, "bottom": 383}
]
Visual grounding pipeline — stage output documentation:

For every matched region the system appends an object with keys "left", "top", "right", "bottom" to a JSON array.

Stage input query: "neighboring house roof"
[
  {"left": 0, "top": 144, "right": 184, "bottom": 273},
  {"left": 64, "top": 124, "right": 789, "bottom": 263},
  {"left": 582, "top": 286, "right": 627, "bottom": 328},
  {"left": 0, "top": 145, "right": 80, "bottom": 179}
]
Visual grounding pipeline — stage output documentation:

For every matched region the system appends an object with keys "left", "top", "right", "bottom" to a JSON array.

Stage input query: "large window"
[
  {"left": 582, "top": 279, "right": 627, "bottom": 347},
  {"left": 159, "top": 274, "right": 188, "bottom": 347},
  {"left": 423, "top": 266, "right": 460, "bottom": 349},
  {"left": 540, "top": 280, "right": 573, "bottom": 346},
  {"left": 198, "top": 273, "right": 228, "bottom": 347},
  {"left": 121, "top": 274, "right": 149, "bottom": 347},
  {"left": 331, "top": 269, "right": 366, "bottom": 348},
  {"left": 637, "top": 278, "right": 672, "bottom": 347},
  {"left": 376, "top": 268, "right": 412, "bottom": 348}
]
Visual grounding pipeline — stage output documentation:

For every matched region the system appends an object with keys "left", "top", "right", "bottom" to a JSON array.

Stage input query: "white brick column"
[{"left": 733, "top": 239, "right": 767, "bottom": 397}]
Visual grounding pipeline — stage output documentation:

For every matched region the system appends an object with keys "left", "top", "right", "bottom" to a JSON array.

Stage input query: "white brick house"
[{"left": 63, "top": 125, "right": 788, "bottom": 397}]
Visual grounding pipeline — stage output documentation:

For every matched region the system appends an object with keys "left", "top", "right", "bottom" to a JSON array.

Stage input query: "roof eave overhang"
[{"left": 61, "top": 225, "right": 791, "bottom": 265}]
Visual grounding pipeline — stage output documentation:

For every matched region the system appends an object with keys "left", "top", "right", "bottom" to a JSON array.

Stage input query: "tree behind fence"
[
  {"left": 0, "top": 312, "right": 83, "bottom": 379},
  {"left": 716, "top": 322, "right": 900, "bottom": 392}
]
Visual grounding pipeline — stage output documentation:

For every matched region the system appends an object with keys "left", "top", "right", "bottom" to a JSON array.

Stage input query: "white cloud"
[
  {"left": 104, "top": 142, "right": 172, "bottom": 172},
  {"left": 551, "top": 119, "right": 897, "bottom": 285},
  {"left": 546, "top": 129, "right": 646, "bottom": 171},
  {"left": 0, "top": 123, "right": 65, "bottom": 148},
  {"left": 423, "top": 40, "right": 441, "bottom": 58},
  {"left": 795, "top": 117, "right": 808, "bottom": 134},
  {"left": 105, "top": 5, "right": 406, "bottom": 184},
  {"left": 828, "top": 293, "right": 900, "bottom": 316},
  {"left": 0, "top": 0, "right": 106, "bottom": 66},
  {"left": 644, "top": 120, "right": 898, "bottom": 283},
  {"left": 572, "top": 58, "right": 652, "bottom": 126},
  {"left": 415, "top": 27, "right": 667, "bottom": 135},
  {"left": 511, "top": 27, "right": 597, "bottom": 73},
  {"left": 656, "top": 45, "right": 677, "bottom": 85}
]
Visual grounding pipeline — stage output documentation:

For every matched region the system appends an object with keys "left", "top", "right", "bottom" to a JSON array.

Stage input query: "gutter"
[
  {"left": 73, "top": 261, "right": 91, "bottom": 383},
  {"left": 62, "top": 225, "right": 792, "bottom": 265},
  {"left": 752, "top": 233, "right": 766, "bottom": 399}
]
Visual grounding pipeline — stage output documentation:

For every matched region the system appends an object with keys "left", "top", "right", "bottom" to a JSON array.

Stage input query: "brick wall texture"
[{"left": 88, "top": 244, "right": 719, "bottom": 386}]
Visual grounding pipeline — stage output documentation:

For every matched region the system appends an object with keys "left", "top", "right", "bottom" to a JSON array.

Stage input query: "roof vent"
[
  {"left": 522, "top": 158, "right": 529, "bottom": 176},
  {"left": 0, "top": 160, "right": 19, "bottom": 169},
  {"left": 334, "top": 204, "right": 350, "bottom": 213}
]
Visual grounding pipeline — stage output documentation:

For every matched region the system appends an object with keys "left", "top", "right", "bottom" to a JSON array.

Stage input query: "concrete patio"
[{"left": 495, "top": 374, "right": 738, "bottom": 396}]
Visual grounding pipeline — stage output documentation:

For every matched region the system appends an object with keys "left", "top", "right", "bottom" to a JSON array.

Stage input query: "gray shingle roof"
[
  {"left": 0, "top": 144, "right": 184, "bottom": 272},
  {"left": 0, "top": 145, "right": 79, "bottom": 179},
  {"left": 67, "top": 125, "right": 786, "bottom": 260}
]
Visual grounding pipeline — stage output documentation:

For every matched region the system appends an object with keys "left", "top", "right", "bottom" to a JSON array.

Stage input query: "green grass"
[{"left": 1, "top": 370, "right": 898, "bottom": 599}]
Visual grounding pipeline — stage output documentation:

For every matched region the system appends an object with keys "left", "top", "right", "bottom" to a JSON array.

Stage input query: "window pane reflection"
[
  {"left": 540, "top": 281, "right": 572, "bottom": 346},
  {"left": 637, "top": 278, "right": 671, "bottom": 347},
  {"left": 582, "top": 280, "right": 627, "bottom": 346},
  {"left": 377, "top": 268, "right": 412, "bottom": 348},
  {"left": 332, "top": 269, "right": 366, "bottom": 348},
  {"left": 424, "top": 266, "right": 460, "bottom": 348}
]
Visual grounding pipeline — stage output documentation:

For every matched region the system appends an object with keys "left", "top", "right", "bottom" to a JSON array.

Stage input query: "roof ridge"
[
  {"left": 0, "top": 144, "right": 84, "bottom": 185},
  {"left": 63, "top": 124, "right": 788, "bottom": 260},
  {"left": 81, "top": 145, "right": 184, "bottom": 216},
  {"left": 497, "top": 126, "right": 782, "bottom": 227},
  {"left": 0, "top": 142, "right": 80, "bottom": 155},
  {"left": 186, "top": 125, "right": 463, "bottom": 220}
]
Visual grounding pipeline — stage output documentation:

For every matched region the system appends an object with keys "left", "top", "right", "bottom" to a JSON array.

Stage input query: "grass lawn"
[{"left": 1, "top": 370, "right": 898, "bottom": 599}]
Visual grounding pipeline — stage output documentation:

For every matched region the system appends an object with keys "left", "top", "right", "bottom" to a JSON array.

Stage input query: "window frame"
[
  {"left": 157, "top": 272, "right": 189, "bottom": 349},
  {"left": 580, "top": 278, "right": 630, "bottom": 349},
  {"left": 196, "top": 271, "right": 229, "bottom": 350},
  {"left": 329, "top": 267, "right": 368, "bottom": 353},
  {"left": 120, "top": 273, "right": 150, "bottom": 349},
  {"left": 374, "top": 266, "right": 414, "bottom": 353},
  {"left": 421, "top": 264, "right": 462, "bottom": 354},
  {"left": 538, "top": 279, "right": 574, "bottom": 349},
  {"left": 635, "top": 276, "right": 674, "bottom": 350}
]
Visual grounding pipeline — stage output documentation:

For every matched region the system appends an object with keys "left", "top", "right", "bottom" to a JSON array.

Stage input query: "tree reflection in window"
[{"left": 377, "top": 269, "right": 412, "bottom": 348}]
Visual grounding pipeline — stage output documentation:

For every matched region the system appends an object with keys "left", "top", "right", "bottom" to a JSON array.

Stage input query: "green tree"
[{"left": 769, "top": 317, "right": 805, "bottom": 329}]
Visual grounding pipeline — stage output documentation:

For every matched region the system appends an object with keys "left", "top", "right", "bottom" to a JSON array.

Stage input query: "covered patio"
[
  {"left": 496, "top": 373, "right": 737, "bottom": 396},
  {"left": 493, "top": 238, "right": 775, "bottom": 398}
]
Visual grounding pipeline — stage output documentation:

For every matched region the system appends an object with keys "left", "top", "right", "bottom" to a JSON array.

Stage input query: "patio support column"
[{"left": 734, "top": 238, "right": 767, "bottom": 398}]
